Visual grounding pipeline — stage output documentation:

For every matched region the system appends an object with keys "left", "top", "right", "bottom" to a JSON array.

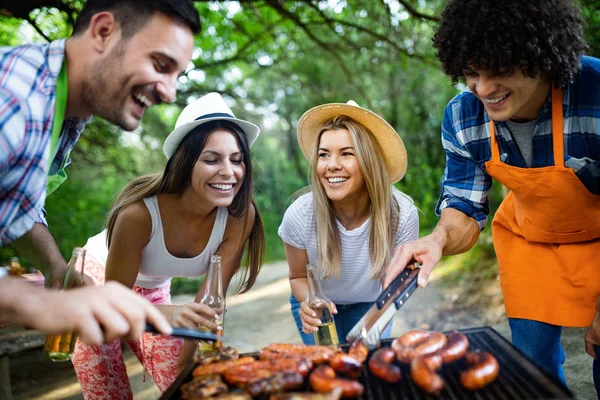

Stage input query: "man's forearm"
[
  {"left": 432, "top": 208, "right": 480, "bottom": 256},
  {"left": 11, "top": 223, "right": 67, "bottom": 285},
  {"left": 0, "top": 276, "right": 46, "bottom": 326}
]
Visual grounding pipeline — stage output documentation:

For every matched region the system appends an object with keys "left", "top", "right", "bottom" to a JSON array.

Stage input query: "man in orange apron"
[{"left": 385, "top": 0, "right": 600, "bottom": 393}]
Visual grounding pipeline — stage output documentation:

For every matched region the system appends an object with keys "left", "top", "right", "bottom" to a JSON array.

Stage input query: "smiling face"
[
  {"left": 464, "top": 67, "right": 551, "bottom": 122},
  {"left": 189, "top": 129, "right": 245, "bottom": 208},
  {"left": 316, "top": 128, "right": 366, "bottom": 203},
  {"left": 82, "top": 12, "right": 194, "bottom": 131}
]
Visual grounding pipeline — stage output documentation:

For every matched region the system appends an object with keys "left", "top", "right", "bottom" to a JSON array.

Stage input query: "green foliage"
[
  {"left": 0, "top": 17, "right": 26, "bottom": 46},
  {"left": 2, "top": 0, "right": 600, "bottom": 280},
  {"left": 171, "top": 276, "right": 204, "bottom": 296},
  {"left": 435, "top": 229, "right": 499, "bottom": 286},
  {"left": 580, "top": 0, "right": 600, "bottom": 57}
]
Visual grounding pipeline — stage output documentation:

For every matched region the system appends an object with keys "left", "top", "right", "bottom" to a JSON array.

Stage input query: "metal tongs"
[
  {"left": 346, "top": 261, "right": 421, "bottom": 349},
  {"left": 145, "top": 324, "right": 255, "bottom": 351}
]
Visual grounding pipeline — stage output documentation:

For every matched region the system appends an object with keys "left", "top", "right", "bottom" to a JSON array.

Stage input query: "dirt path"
[{"left": 10, "top": 261, "right": 595, "bottom": 399}]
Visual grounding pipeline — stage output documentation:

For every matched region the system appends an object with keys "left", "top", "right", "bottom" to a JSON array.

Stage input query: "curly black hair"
[{"left": 432, "top": 0, "right": 588, "bottom": 88}]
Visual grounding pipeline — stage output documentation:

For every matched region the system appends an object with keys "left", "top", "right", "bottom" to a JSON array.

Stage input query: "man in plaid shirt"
[
  {"left": 0, "top": 0, "right": 200, "bottom": 345},
  {"left": 385, "top": 0, "right": 600, "bottom": 393}
]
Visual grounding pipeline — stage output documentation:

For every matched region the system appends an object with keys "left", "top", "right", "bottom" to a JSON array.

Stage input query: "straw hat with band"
[
  {"left": 163, "top": 92, "right": 260, "bottom": 159},
  {"left": 297, "top": 100, "right": 407, "bottom": 183}
]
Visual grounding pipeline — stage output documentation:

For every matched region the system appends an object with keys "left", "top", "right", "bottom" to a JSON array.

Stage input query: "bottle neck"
[
  {"left": 204, "top": 260, "right": 223, "bottom": 298},
  {"left": 306, "top": 265, "right": 327, "bottom": 303}
]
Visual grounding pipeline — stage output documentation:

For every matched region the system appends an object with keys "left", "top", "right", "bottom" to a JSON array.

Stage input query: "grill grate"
[
  {"left": 366, "top": 327, "right": 572, "bottom": 400},
  {"left": 161, "top": 326, "right": 572, "bottom": 400}
]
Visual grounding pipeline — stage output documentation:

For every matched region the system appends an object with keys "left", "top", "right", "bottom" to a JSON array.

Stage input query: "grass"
[{"left": 433, "top": 232, "right": 499, "bottom": 286}]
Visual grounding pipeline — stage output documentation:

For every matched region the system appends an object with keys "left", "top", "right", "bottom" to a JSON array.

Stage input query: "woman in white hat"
[
  {"left": 71, "top": 93, "right": 264, "bottom": 398},
  {"left": 278, "top": 101, "right": 419, "bottom": 344}
]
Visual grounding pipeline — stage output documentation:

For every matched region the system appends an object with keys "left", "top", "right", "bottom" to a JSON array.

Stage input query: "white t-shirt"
[{"left": 278, "top": 189, "right": 419, "bottom": 304}]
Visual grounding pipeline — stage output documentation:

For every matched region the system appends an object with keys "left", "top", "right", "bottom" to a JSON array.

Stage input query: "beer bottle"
[
  {"left": 196, "top": 255, "right": 225, "bottom": 355},
  {"left": 306, "top": 263, "right": 339, "bottom": 345},
  {"left": 9, "top": 257, "right": 23, "bottom": 276},
  {"left": 43, "top": 248, "right": 86, "bottom": 362}
]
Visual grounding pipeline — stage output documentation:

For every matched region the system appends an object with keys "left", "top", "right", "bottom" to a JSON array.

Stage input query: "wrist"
[
  {"left": 15, "top": 281, "right": 50, "bottom": 326},
  {"left": 430, "top": 225, "right": 449, "bottom": 251}
]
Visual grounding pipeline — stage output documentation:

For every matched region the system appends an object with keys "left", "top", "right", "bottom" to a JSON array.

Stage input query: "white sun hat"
[{"left": 163, "top": 92, "right": 260, "bottom": 158}]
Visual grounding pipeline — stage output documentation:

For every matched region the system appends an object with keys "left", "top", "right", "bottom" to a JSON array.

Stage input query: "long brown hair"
[
  {"left": 311, "top": 116, "right": 399, "bottom": 280},
  {"left": 106, "top": 120, "right": 264, "bottom": 293}
]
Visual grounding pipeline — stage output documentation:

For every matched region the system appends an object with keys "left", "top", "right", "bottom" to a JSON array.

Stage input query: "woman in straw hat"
[
  {"left": 71, "top": 92, "right": 264, "bottom": 398},
  {"left": 278, "top": 100, "right": 419, "bottom": 344}
]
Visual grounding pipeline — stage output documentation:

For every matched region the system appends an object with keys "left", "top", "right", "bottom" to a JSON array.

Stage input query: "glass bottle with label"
[
  {"left": 196, "top": 255, "right": 225, "bottom": 355},
  {"left": 43, "top": 247, "right": 86, "bottom": 362},
  {"left": 306, "top": 263, "right": 339, "bottom": 345}
]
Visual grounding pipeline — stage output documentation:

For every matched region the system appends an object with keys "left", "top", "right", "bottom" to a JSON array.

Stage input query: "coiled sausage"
[
  {"left": 410, "top": 355, "right": 444, "bottom": 394},
  {"left": 368, "top": 348, "right": 402, "bottom": 383},
  {"left": 392, "top": 331, "right": 447, "bottom": 363},
  {"left": 460, "top": 351, "right": 499, "bottom": 390},
  {"left": 347, "top": 340, "right": 368, "bottom": 364},
  {"left": 437, "top": 331, "right": 469, "bottom": 364},
  {"left": 309, "top": 365, "right": 364, "bottom": 398},
  {"left": 329, "top": 353, "right": 362, "bottom": 379}
]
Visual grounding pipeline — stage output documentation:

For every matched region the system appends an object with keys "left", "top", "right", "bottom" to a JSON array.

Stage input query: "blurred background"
[{"left": 1, "top": 0, "right": 599, "bottom": 293}]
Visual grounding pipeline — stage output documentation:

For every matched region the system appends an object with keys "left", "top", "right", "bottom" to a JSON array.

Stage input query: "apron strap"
[
  {"left": 490, "top": 119, "right": 500, "bottom": 162},
  {"left": 489, "top": 85, "right": 564, "bottom": 166},
  {"left": 46, "top": 60, "right": 69, "bottom": 196},
  {"left": 551, "top": 86, "right": 564, "bottom": 166},
  {"left": 50, "top": 60, "right": 67, "bottom": 163}
]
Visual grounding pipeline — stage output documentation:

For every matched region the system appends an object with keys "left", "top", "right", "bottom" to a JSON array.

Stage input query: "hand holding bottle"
[
  {"left": 304, "top": 263, "right": 340, "bottom": 345},
  {"left": 299, "top": 298, "right": 337, "bottom": 334}
]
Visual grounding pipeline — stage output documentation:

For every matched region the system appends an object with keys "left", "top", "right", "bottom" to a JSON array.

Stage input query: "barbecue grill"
[{"left": 161, "top": 326, "right": 572, "bottom": 399}]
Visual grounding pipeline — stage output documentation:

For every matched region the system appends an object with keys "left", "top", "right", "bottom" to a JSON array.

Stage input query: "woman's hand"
[
  {"left": 299, "top": 300, "right": 338, "bottom": 334},
  {"left": 161, "top": 302, "right": 220, "bottom": 330}
]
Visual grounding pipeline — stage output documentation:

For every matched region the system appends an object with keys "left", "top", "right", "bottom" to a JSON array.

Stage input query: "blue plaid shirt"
[
  {"left": 0, "top": 39, "right": 85, "bottom": 246},
  {"left": 436, "top": 56, "right": 600, "bottom": 230}
]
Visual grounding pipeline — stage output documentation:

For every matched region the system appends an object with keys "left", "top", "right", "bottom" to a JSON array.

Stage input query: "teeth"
[
  {"left": 485, "top": 93, "right": 509, "bottom": 104},
  {"left": 209, "top": 184, "right": 234, "bottom": 191},
  {"left": 328, "top": 177, "right": 348, "bottom": 183},
  {"left": 133, "top": 93, "right": 153, "bottom": 108}
]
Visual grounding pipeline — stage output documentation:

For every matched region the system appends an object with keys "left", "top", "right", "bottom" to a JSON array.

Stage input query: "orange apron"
[{"left": 488, "top": 86, "right": 600, "bottom": 327}]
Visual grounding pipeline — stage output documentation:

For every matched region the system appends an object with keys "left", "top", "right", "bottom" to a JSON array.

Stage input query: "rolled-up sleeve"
[{"left": 435, "top": 103, "right": 492, "bottom": 230}]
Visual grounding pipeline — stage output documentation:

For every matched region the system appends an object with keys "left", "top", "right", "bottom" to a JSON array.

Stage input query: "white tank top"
[{"left": 84, "top": 196, "right": 229, "bottom": 289}]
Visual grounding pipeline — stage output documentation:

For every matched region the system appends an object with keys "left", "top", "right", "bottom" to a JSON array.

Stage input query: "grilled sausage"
[
  {"left": 392, "top": 331, "right": 447, "bottom": 363},
  {"left": 309, "top": 365, "right": 364, "bottom": 398},
  {"left": 347, "top": 340, "right": 369, "bottom": 364},
  {"left": 368, "top": 348, "right": 402, "bottom": 383},
  {"left": 246, "top": 372, "right": 304, "bottom": 396},
  {"left": 460, "top": 351, "right": 499, "bottom": 390},
  {"left": 269, "top": 387, "right": 342, "bottom": 400},
  {"left": 224, "top": 358, "right": 313, "bottom": 386},
  {"left": 192, "top": 357, "right": 256, "bottom": 377},
  {"left": 259, "top": 343, "right": 338, "bottom": 364},
  {"left": 410, "top": 355, "right": 444, "bottom": 394},
  {"left": 437, "top": 331, "right": 469, "bottom": 364},
  {"left": 329, "top": 353, "right": 362, "bottom": 379},
  {"left": 395, "top": 330, "right": 430, "bottom": 347}
]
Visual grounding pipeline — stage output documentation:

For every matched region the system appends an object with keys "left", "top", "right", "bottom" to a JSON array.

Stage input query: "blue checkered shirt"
[
  {"left": 0, "top": 39, "right": 86, "bottom": 246},
  {"left": 436, "top": 56, "right": 600, "bottom": 230}
]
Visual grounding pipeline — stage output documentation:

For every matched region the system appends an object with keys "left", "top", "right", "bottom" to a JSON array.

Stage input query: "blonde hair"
[
  {"left": 311, "top": 116, "right": 399, "bottom": 280},
  {"left": 106, "top": 120, "right": 264, "bottom": 294}
]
